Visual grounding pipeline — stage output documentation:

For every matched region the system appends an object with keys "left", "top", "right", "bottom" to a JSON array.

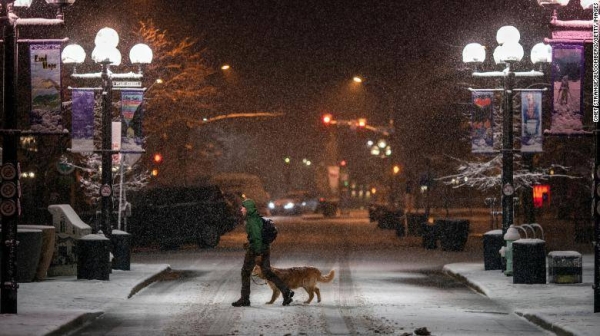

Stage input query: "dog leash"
[{"left": 251, "top": 274, "right": 268, "bottom": 285}]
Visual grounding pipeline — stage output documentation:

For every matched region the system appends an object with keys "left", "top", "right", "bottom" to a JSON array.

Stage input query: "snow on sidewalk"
[
  {"left": 444, "top": 254, "right": 599, "bottom": 336},
  {"left": 0, "top": 263, "right": 170, "bottom": 336}
]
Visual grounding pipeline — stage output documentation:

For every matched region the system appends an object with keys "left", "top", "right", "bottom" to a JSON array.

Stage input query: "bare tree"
[{"left": 133, "top": 21, "right": 223, "bottom": 186}]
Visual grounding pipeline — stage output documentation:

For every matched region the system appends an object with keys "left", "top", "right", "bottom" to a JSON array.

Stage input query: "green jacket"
[{"left": 242, "top": 199, "right": 265, "bottom": 253}]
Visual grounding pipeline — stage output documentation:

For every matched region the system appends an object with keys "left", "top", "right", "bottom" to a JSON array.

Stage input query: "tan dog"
[{"left": 252, "top": 265, "right": 335, "bottom": 304}]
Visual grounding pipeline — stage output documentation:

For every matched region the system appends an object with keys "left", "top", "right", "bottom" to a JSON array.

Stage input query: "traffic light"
[
  {"left": 393, "top": 164, "right": 403, "bottom": 175},
  {"left": 151, "top": 153, "right": 163, "bottom": 176},
  {"left": 322, "top": 113, "right": 333, "bottom": 124}
]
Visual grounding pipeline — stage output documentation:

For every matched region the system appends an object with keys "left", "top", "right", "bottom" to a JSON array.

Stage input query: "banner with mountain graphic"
[
  {"left": 547, "top": 44, "right": 585, "bottom": 135},
  {"left": 120, "top": 90, "right": 145, "bottom": 166},
  {"left": 120, "top": 90, "right": 144, "bottom": 152},
  {"left": 30, "top": 43, "right": 63, "bottom": 133},
  {"left": 521, "top": 91, "right": 543, "bottom": 153}
]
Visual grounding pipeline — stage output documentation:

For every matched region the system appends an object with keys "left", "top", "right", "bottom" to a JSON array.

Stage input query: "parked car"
[
  {"left": 268, "top": 191, "right": 319, "bottom": 215},
  {"left": 315, "top": 197, "right": 339, "bottom": 217},
  {"left": 209, "top": 173, "right": 270, "bottom": 214},
  {"left": 127, "top": 185, "right": 240, "bottom": 249}
]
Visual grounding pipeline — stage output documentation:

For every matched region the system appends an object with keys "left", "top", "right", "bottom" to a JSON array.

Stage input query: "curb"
[
  {"left": 444, "top": 267, "right": 576, "bottom": 336},
  {"left": 516, "top": 312, "right": 576, "bottom": 336},
  {"left": 442, "top": 268, "right": 486, "bottom": 296},
  {"left": 128, "top": 266, "right": 172, "bottom": 298},
  {"left": 46, "top": 311, "right": 103, "bottom": 336},
  {"left": 44, "top": 266, "right": 172, "bottom": 336}
]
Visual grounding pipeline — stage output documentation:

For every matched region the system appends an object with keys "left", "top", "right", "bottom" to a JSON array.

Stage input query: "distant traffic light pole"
[
  {"left": 321, "top": 113, "right": 397, "bottom": 207},
  {"left": 351, "top": 76, "right": 399, "bottom": 208}
]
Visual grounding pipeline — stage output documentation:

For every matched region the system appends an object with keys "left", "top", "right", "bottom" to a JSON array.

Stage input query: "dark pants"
[{"left": 240, "top": 248, "right": 289, "bottom": 300}]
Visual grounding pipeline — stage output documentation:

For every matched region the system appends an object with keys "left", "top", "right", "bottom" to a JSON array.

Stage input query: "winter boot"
[
  {"left": 282, "top": 290, "right": 294, "bottom": 306},
  {"left": 232, "top": 298, "right": 250, "bottom": 307}
]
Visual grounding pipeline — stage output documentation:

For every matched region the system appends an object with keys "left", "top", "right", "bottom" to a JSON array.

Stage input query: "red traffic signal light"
[
  {"left": 322, "top": 113, "right": 333, "bottom": 124},
  {"left": 153, "top": 153, "right": 163, "bottom": 164}
]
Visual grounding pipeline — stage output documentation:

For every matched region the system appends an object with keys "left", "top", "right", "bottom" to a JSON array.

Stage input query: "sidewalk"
[
  {"left": 444, "top": 254, "right": 599, "bottom": 336},
  {"left": 0, "top": 263, "right": 171, "bottom": 336},
  {"left": 1, "top": 256, "right": 598, "bottom": 335}
]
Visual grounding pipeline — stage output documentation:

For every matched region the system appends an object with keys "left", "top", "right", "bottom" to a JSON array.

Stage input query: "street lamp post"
[
  {"left": 1, "top": 0, "right": 76, "bottom": 315},
  {"left": 367, "top": 138, "right": 394, "bottom": 205},
  {"left": 462, "top": 26, "right": 550, "bottom": 239},
  {"left": 62, "top": 28, "right": 153, "bottom": 237}
]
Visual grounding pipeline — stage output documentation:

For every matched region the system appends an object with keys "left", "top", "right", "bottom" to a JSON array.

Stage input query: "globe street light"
[
  {"left": 62, "top": 28, "right": 153, "bottom": 238},
  {"left": 462, "top": 26, "right": 551, "bottom": 244}
]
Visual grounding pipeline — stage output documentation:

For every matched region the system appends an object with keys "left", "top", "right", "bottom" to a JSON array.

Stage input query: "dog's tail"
[{"left": 318, "top": 270, "right": 335, "bottom": 283}]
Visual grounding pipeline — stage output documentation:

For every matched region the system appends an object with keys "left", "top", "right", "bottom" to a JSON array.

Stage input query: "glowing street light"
[
  {"left": 462, "top": 25, "right": 550, "bottom": 258},
  {"left": 62, "top": 28, "right": 153, "bottom": 238}
]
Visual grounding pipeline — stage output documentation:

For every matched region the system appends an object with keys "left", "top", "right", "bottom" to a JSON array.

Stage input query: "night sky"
[{"left": 19, "top": 0, "right": 594, "bottom": 195}]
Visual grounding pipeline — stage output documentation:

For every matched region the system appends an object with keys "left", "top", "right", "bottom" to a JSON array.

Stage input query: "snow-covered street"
[{"left": 2, "top": 214, "right": 597, "bottom": 335}]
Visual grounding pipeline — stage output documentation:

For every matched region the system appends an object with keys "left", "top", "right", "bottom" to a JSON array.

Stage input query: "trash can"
[
  {"left": 407, "top": 214, "right": 427, "bottom": 236},
  {"left": 421, "top": 222, "right": 438, "bottom": 249},
  {"left": 378, "top": 208, "right": 404, "bottom": 231},
  {"left": 547, "top": 251, "right": 582, "bottom": 284},
  {"left": 483, "top": 229, "right": 503, "bottom": 270},
  {"left": 323, "top": 202, "right": 337, "bottom": 217},
  {"left": 513, "top": 238, "right": 546, "bottom": 284},
  {"left": 77, "top": 234, "right": 111, "bottom": 280},
  {"left": 395, "top": 214, "right": 406, "bottom": 237},
  {"left": 18, "top": 225, "right": 56, "bottom": 281},
  {"left": 368, "top": 203, "right": 386, "bottom": 222},
  {"left": 110, "top": 230, "right": 132, "bottom": 271},
  {"left": 0, "top": 228, "right": 43, "bottom": 283},
  {"left": 437, "top": 219, "right": 470, "bottom": 251}
]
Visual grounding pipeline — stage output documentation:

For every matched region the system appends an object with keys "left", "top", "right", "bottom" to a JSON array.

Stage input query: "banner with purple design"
[
  {"left": 30, "top": 43, "right": 63, "bottom": 133},
  {"left": 521, "top": 91, "right": 543, "bottom": 153},
  {"left": 71, "top": 89, "right": 95, "bottom": 152},
  {"left": 471, "top": 91, "right": 494, "bottom": 154},
  {"left": 548, "top": 44, "right": 585, "bottom": 134}
]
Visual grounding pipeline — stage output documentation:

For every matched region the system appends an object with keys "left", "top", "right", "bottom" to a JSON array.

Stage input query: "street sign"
[
  {"left": 100, "top": 184, "right": 112, "bottom": 197},
  {"left": 113, "top": 81, "right": 142, "bottom": 88}
]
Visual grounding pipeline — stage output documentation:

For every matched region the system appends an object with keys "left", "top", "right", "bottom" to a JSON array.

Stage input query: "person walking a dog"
[{"left": 232, "top": 199, "right": 294, "bottom": 307}]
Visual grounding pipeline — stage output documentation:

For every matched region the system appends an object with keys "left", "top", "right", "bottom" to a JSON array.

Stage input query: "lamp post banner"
[
  {"left": 327, "top": 165, "right": 340, "bottom": 194},
  {"left": 471, "top": 91, "right": 494, "bottom": 154},
  {"left": 120, "top": 90, "right": 144, "bottom": 152},
  {"left": 29, "top": 43, "right": 63, "bottom": 133},
  {"left": 521, "top": 91, "right": 543, "bottom": 153},
  {"left": 548, "top": 44, "right": 585, "bottom": 135},
  {"left": 71, "top": 89, "right": 95, "bottom": 152}
]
